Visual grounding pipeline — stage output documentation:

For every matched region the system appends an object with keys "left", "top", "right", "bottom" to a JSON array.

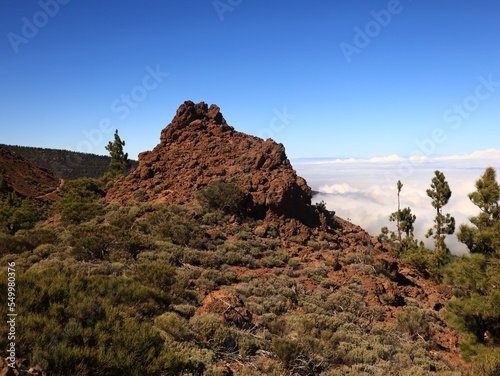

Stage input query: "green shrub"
[
  {"left": 154, "top": 312, "right": 192, "bottom": 341},
  {"left": 221, "top": 250, "right": 255, "bottom": 267},
  {"left": 171, "top": 304, "right": 197, "bottom": 319},
  {"left": 402, "top": 245, "right": 436, "bottom": 276},
  {"left": 133, "top": 188, "right": 148, "bottom": 202},
  {"left": 189, "top": 314, "right": 237, "bottom": 351},
  {"left": 0, "top": 265, "right": 184, "bottom": 376},
  {"left": 302, "top": 266, "right": 329, "bottom": 282},
  {"left": 33, "top": 243, "right": 58, "bottom": 258},
  {"left": 201, "top": 210, "right": 227, "bottom": 225},
  {"left": 199, "top": 268, "right": 237, "bottom": 287},
  {"left": 196, "top": 181, "right": 244, "bottom": 214},
  {"left": 143, "top": 206, "right": 207, "bottom": 248},
  {"left": 0, "top": 233, "right": 33, "bottom": 256},
  {"left": 105, "top": 204, "right": 137, "bottom": 229},
  {"left": 272, "top": 338, "right": 303, "bottom": 369},
  {"left": 19, "top": 228, "right": 59, "bottom": 247},
  {"left": 133, "top": 261, "right": 176, "bottom": 291},
  {"left": 261, "top": 249, "right": 290, "bottom": 268},
  {"left": 183, "top": 249, "right": 221, "bottom": 267},
  {"left": 238, "top": 336, "right": 263, "bottom": 357},
  {"left": 472, "top": 347, "right": 500, "bottom": 376},
  {"left": 67, "top": 223, "right": 144, "bottom": 261},
  {"left": 57, "top": 178, "right": 105, "bottom": 224},
  {"left": 325, "top": 287, "right": 366, "bottom": 316},
  {"left": 0, "top": 193, "right": 40, "bottom": 234},
  {"left": 396, "top": 308, "right": 431, "bottom": 339}
]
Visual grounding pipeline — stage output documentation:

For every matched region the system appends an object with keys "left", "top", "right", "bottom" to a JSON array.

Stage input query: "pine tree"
[
  {"left": 445, "top": 167, "right": 500, "bottom": 362},
  {"left": 400, "top": 207, "right": 416, "bottom": 240},
  {"left": 457, "top": 167, "right": 500, "bottom": 255},
  {"left": 396, "top": 180, "right": 403, "bottom": 246},
  {"left": 426, "top": 170, "right": 455, "bottom": 263},
  {"left": 387, "top": 181, "right": 416, "bottom": 253},
  {"left": 0, "top": 164, "right": 10, "bottom": 194},
  {"left": 105, "top": 129, "right": 131, "bottom": 174}
]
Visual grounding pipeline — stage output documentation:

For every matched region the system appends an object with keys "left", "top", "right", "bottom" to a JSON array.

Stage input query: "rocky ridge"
[
  {"left": 0, "top": 147, "right": 60, "bottom": 200},
  {"left": 0, "top": 144, "right": 138, "bottom": 180},
  {"left": 107, "top": 101, "right": 317, "bottom": 225}
]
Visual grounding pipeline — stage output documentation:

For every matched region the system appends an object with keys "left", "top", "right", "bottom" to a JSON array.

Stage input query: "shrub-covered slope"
[{"left": 0, "top": 102, "right": 480, "bottom": 375}]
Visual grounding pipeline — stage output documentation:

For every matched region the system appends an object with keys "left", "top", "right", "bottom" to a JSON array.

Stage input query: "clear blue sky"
[{"left": 1, "top": 0, "right": 499, "bottom": 159}]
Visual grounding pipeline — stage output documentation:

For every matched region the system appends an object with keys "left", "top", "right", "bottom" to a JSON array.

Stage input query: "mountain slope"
[
  {"left": 0, "top": 146, "right": 60, "bottom": 199},
  {"left": 0, "top": 144, "right": 138, "bottom": 180},
  {"left": 105, "top": 101, "right": 464, "bottom": 363},
  {"left": 0, "top": 102, "right": 470, "bottom": 375}
]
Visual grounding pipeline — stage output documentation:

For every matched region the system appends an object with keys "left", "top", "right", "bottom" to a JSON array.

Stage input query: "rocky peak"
[
  {"left": 107, "top": 101, "right": 318, "bottom": 225},
  {"left": 159, "top": 101, "right": 229, "bottom": 143}
]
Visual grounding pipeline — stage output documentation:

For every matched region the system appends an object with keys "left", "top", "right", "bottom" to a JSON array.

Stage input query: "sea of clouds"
[{"left": 293, "top": 148, "right": 500, "bottom": 255}]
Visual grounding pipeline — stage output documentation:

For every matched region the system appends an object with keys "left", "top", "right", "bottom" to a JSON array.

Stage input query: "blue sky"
[{"left": 1, "top": 0, "right": 500, "bottom": 160}]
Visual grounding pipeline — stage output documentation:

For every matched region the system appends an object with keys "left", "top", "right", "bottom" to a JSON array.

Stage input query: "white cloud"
[
  {"left": 293, "top": 149, "right": 500, "bottom": 255},
  {"left": 436, "top": 148, "right": 500, "bottom": 161},
  {"left": 318, "top": 183, "right": 360, "bottom": 194},
  {"left": 296, "top": 148, "right": 500, "bottom": 166},
  {"left": 368, "top": 154, "right": 404, "bottom": 163}
]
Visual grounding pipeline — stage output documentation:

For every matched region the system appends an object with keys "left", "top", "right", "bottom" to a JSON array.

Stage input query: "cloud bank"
[{"left": 293, "top": 149, "right": 500, "bottom": 255}]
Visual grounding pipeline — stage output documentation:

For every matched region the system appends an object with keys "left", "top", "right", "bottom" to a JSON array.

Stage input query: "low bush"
[
  {"left": 142, "top": 206, "right": 207, "bottom": 248},
  {"left": 0, "top": 233, "right": 33, "bottom": 256},
  {"left": 196, "top": 181, "right": 244, "bottom": 215},
  {"left": 154, "top": 312, "right": 192, "bottom": 341},
  {"left": 67, "top": 223, "right": 146, "bottom": 261},
  {"left": 0, "top": 193, "right": 41, "bottom": 234},
  {"left": 272, "top": 337, "right": 303, "bottom": 369},
  {"left": 190, "top": 314, "right": 238, "bottom": 352},
  {"left": 57, "top": 178, "right": 105, "bottom": 224},
  {"left": 396, "top": 308, "right": 431, "bottom": 339}
]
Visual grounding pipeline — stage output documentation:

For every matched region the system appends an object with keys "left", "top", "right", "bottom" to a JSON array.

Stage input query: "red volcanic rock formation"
[{"left": 107, "top": 101, "right": 317, "bottom": 224}]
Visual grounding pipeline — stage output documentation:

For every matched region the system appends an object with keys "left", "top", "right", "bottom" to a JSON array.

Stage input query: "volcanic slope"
[
  {"left": 0, "top": 144, "right": 138, "bottom": 180},
  {"left": 0, "top": 146, "right": 60, "bottom": 199},
  {"left": 106, "top": 101, "right": 466, "bottom": 372}
]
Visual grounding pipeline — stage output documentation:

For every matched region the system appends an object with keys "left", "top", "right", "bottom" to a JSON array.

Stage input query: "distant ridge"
[
  {"left": 0, "top": 146, "right": 59, "bottom": 199},
  {"left": 0, "top": 144, "right": 138, "bottom": 180}
]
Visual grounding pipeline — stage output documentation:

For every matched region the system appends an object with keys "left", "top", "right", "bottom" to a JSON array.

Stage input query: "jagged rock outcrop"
[
  {"left": 199, "top": 290, "right": 253, "bottom": 329},
  {"left": 0, "top": 147, "right": 60, "bottom": 199},
  {"left": 107, "top": 101, "right": 317, "bottom": 225}
]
